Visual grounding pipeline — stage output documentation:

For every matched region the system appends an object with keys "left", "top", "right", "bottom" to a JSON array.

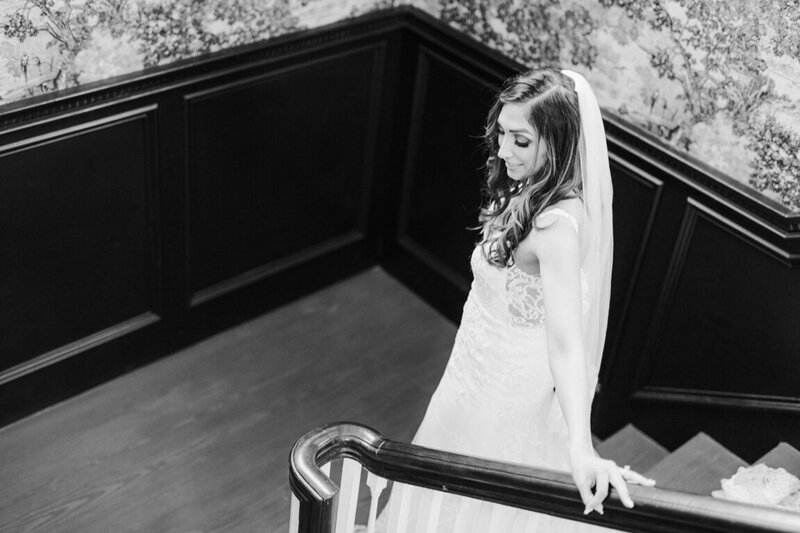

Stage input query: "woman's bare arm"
[{"left": 530, "top": 212, "right": 636, "bottom": 514}]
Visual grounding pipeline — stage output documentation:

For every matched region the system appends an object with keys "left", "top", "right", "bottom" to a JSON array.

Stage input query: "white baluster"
[
  {"left": 472, "top": 501, "right": 494, "bottom": 532},
  {"left": 366, "top": 472, "right": 388, "bottom": 533},
  {"left": 451, "top": 497, "right": 481, "bottom": 532},
  {"left": 386, "top": 482, "right": 412, "bottom": 533},
  {"left": 334, "top": 458, "right": 362, "bottom": 533},
  {"left": 522, "top": 509, "right": 538, "bottom": 533},
  {"left": 413, "top": 488, "right": 442, "bottom": 533},
  {"left": 486, "top": 503, "right": 517, "bottom": 533},
  {"left": 290, "top": 493, "right": 300, "bottom": 533}
]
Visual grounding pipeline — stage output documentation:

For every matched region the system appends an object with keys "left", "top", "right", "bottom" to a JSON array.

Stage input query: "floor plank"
[{"left": 0, "top": 268, "right": 457, "bottom": 533}]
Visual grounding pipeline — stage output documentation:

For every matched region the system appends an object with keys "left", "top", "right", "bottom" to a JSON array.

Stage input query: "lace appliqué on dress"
[
  {"left": 507, "top": 266, "right": 546, "bottom": 327},
  {"left": 506, "top": 267, "right": 590, "bottom": 328},
  {"left": 505, "top": 207, "right": 588, "bottom": 329}
]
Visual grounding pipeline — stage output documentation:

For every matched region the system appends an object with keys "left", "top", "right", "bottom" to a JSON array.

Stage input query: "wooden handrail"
[{"left": 289, "top": 422, "right": 800, "bottom": 533}]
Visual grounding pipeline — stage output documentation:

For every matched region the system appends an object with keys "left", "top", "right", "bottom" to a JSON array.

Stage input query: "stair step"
[
  {"left": 754, "top": 442, "right": 800, "bottom": 478},
  {"left": 644, "top": 433, "right": 747, "bottom": 495},
  {"left": 596, "top": 424, "right": 669, "bottom": 473}
]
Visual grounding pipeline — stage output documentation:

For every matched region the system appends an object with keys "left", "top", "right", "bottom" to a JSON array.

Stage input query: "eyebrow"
[
  {"left": 497, "top": 117, "right": 534, "bottom": 136},
  {"left": 502, "top": 128, "right": 534, "bottom": 137}
]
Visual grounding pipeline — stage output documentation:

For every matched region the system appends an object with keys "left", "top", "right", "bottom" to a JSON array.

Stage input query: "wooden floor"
[{"left": 0, "top": 268, "right": 457, "bottom": 533}]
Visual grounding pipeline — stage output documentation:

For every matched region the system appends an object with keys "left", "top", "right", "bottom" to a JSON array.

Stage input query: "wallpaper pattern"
[
  {"left": 433, "top": 0, "right": 800, "bottom": 211},
  {"left": 0, "top": 0, "right": 396, "bottom": 97},
  {"left": 1, "top": 0, "right": 799, "bottom": 211}
]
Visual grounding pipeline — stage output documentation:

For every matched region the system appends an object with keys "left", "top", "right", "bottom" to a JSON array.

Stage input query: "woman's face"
[{"left": 496, "top": 102, "right": 547, "bottom": 181}]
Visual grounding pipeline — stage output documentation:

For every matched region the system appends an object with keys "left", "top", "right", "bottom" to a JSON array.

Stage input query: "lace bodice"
[{"left": 472, "top": 208, "right": 590, "bottom": 329}]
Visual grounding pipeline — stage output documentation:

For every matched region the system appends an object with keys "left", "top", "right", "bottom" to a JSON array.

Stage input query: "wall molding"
[
  {"left": 396, "top": 236, "right": 472, "bottom": 293},
  {"left": 599, "top": 154, "right": 664, "bottom": 385},
  {"left": 632, "top": 197, "right": 800, "bottom": 414},
  {"left": 182, "top": 43, "right": 385, "bottom": 307},
  {"left": 191, "top": 231, "right": 367, "bottom": 307},
  {"left": 393, "top": 45, "right": 493, "bottom": 298},
  {"left": 0, "top": 104, "right": 163, "bottom": 374},
  {"left": 0, "top": 9, "right": 405, "bottom": 131},
  {"left": 0, "top": 313, "right": 161, "bottom": 386},
  {"left": 633, "top": 386, "right": 800, "bottom": 415},
  {"left": 688, "top": 200, "right": 800, "bottom": 265},
  {"left": 0, "top": 104, "right": 159, "bottom": 154},
  {"left": 604, "top": 117, "right": 800, "bottom": 236}
]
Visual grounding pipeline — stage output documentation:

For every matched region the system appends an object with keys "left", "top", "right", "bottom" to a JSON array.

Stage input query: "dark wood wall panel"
[
  {"left": 600, "top": 156, "right": 663, "bottom": 387},
  {"left": 0, "top": 108, "right": 160, "bottom": 380},
  {"left": 185, "top": 46, "right": 383, "bottom": 305},
  {"left": 386, "top": 44, "right": 511, "bottom": 320},
  {"left": 592, "top": 131, "right": 800, "bottom": 457},
  {"left": 0, "top": 15, "right": 396, "bottom": 425},
  {"left": 635, "top": 199, "right": 800, "bottom": 406},
  {"left": 398, "top": 47, "right": 487, "bottom": 285}
]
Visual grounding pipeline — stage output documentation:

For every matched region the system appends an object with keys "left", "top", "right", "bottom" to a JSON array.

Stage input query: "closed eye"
[{"left": 497, "top": 129, "right": 531, "bottom": 148}]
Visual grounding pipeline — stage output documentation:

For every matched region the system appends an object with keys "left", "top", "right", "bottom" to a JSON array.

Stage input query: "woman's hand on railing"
[{"left": 570, "top": 448, "right": 656, "bottom": 515}]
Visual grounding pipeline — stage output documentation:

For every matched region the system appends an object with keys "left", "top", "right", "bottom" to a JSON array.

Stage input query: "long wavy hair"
[{"left": 479, "top": 68, "right": 582, "bottom": 267}]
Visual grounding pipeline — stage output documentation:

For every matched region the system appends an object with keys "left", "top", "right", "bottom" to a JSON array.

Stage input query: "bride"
[{"left": 377, "top": 68, "right": 654, "bottom": 532}]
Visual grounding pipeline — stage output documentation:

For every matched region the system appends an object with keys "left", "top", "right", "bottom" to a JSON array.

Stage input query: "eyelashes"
[{"left": 497, "top": 130, "right": 530, "bottom": 148}]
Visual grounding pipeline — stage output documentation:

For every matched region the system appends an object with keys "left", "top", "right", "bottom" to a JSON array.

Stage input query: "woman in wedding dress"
[{"left": 376, "top": 68, "right": 654, "bottom": 532}]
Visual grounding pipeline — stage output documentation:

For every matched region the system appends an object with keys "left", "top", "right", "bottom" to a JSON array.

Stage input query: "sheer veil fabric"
[{"left": 561, "top": 69, "right": 614, "bottom": 391}]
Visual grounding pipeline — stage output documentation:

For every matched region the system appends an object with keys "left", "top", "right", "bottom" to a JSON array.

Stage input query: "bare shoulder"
[
  {"left": 538, "top": 197, "right": 583, "bottom": 226},
  {"left": 529, "top": 198, "right": 582, "bottom": 261},
  {"left": 515, "top": 198, "right": 583, "bottom": 268}
]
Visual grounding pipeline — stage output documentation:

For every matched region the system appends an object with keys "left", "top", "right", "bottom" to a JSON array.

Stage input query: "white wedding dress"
[{"left": 379, "top": 209, "right": 618, "bottom": 532}]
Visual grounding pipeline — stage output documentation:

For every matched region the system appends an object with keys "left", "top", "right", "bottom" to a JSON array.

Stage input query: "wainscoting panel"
[
  {"left": 184, "top": 45, "right": 383, "bottom": 305},
  {"left": 397, "top": 46, "right": 488, "bottom": 286},
  {"left": 386, "top": 41, "right": 514, "bottom": 321},
  {"left": 601, "top": 155, "right": 664, "bottom": 387},
  {"left": 634, "top": 199, "right": 800, "bottom": 408},
  {"left": 0, "top": 106, "right": 161, "bottom": 379},
  {"left": 593, "top": 118, "right": 800, "bottom": 457},
  {"left": 0, "top": 15, "right": 397, "bottom": 426}
]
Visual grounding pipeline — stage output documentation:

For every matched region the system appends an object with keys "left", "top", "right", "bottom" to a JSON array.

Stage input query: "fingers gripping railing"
[{"left": 289, "top": 422, "right": 800, "bottom": 533}]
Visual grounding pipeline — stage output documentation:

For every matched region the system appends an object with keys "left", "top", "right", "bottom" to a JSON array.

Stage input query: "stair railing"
[{"left": 289, "top": 422, "right": 800, "bottom": 533}]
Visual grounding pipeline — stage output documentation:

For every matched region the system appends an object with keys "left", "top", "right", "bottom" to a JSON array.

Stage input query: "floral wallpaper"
[
  {"left": 433, "top": 0, "right": 800, "bottom": 212},
  {"left": 2, "top": 0, "right": 799, "bottom": 211},
  {"left": 0, "top": 0, "right": 401, "bottom": 100}
]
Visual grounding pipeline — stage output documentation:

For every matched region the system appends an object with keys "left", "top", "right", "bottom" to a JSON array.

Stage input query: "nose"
[{"left": 497, "top": 134, "right": 512, "bottom": 160}]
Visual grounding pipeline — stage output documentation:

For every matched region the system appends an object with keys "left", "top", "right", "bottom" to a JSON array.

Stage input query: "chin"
[{"left": 506, "top": 166, "right": 526, "bottom": 180}]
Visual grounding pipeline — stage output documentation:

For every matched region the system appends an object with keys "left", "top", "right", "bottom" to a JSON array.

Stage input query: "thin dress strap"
[{"left": 538, "top": 207, "right": 580, "bottom": 234}]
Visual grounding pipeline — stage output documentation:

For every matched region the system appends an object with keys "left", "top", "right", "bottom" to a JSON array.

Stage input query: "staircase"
[{"left": 595, "top": 425, "right": 800, "bottom": 497}]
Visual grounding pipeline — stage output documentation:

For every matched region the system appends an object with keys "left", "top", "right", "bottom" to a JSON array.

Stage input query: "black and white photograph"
[{"left": 1, "top": 1, "right": 799, "bottom": 532}]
